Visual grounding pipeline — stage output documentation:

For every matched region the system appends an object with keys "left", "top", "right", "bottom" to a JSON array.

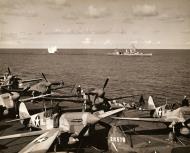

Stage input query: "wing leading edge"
[
  {"left": 0, "top": 128, "right": 60, "bottom": 153},
  {"left": 111, "top": 116, "right": 169, "bottom": 123}
]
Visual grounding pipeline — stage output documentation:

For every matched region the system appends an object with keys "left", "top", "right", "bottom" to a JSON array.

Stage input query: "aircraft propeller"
[
  {"left": 8, "top": 67, "right": 11, "bottom": 75},
  {"left": 42, "top": 73, "right": 48, "bottom": 82},
  {"left": 103, "top": 78, "right": 109, "bottom": 90},
  {"left": 41, "top": 73, "right": 64, "bottom": 86}
]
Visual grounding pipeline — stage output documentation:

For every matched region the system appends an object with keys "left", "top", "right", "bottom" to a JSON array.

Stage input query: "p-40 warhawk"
[
  {"left": 112, "top": 96, "right": 190, "bottom": 137},
  {"left": 0, "top": 102, "right": 125, "bottom": 153}
]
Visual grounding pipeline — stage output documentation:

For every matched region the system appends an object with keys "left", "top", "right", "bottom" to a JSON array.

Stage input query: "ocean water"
[{"left": 0, "top": 49, "right": 190, "bottom": 105}]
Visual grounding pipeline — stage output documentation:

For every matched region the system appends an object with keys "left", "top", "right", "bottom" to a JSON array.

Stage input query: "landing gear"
[
  {"left": 167, "top": 126, "right": 177, "bottom": 142},
  {"left": 53, "top": 144, "right": 57, "bottom": 152},
  {"left": 53, "top": 136, "right": 60, "bottom": 152}
]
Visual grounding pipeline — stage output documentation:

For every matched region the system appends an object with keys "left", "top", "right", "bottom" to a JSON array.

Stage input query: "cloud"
[
  {"left": 130, "top": 40, "right": 138, "bottom": 44},
  {"left": 182, "top": 29, "right": 190, "bottom": 34},
  {"left": 62, "top": 13, "right": 78, "bottom": 20},
  {"left": 159, "top": 13, "right": 185, "bottom": 22},
  {"left": 46, "top": 0, "right": 69, "bottom": 8},
  {"left": 0, "top": 1, "right": 19, "bottom": 9},
  {"left": 0, "top": 40, "right": 20, "bottom": 45},
  {"left": 104, "top": 39, "right": 111, "bottom": 45},
  {"left": 0, "top": 19, "right": 7, "bottom": 24},
  {"left": 82, "top": 37, "right": 92, "bottom": 44},
  {"left": 1, "top": 32, "right": 18, "bottom": 40},
  {"left": 144, "top": 40, "right": 152, "bottom": 44},
  {"left": 1, "top": 10, "right": 38, "bottom": 17},
  {"left": 53, "top": 0, "right": 67, "bottom": 5},
  {"left": 87, "top": 5, "right": 109, "bottom": 18},
  {"left": 133, "top": 4, "right": 158, "bottom": 17}
]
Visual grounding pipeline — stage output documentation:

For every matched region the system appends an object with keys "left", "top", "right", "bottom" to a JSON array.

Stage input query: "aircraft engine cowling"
[
  {"left": 3, "top": 109, "right": 9, "bottom": 116},
  {"left": 68, "top": 137, "right": 79, "bottom": 144},
  {"left": 180, "top": 127, "right": 190, "bottom": 135}
]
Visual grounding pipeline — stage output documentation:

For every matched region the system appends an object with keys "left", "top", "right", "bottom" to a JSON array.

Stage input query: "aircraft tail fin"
[
  {"left": 6, "top": 102, "right": 30, "bottom": 123},
  {"left": 19, "top": 102, "right": 30, "bottom": 119},
  {"left": 147, "top": 96, "right": 156, "bottom": 110},
  {"left": 108, "top": 125, "right": 130, "bottom": 152}
]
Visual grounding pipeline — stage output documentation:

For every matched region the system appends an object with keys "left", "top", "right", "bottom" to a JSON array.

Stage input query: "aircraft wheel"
[{"left": 184, "top": 119, "right": 190, "bottom": 128}]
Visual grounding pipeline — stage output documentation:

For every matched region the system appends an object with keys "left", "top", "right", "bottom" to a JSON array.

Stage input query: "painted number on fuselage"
[{"left": 110, "top": 136, "right": 126, "bottom": 143}]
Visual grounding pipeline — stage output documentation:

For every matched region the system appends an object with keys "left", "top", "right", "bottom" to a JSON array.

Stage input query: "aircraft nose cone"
[
  {"left": 86, "top": 113, "right": 100, "bottom": 124},
  {"left": 11, "top": 92, "right": 20, "bottom": 100}
]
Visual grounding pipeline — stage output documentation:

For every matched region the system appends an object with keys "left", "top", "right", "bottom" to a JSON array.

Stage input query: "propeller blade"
[
  {"left": 78, "top": 125, "right": 90, "bottom": 138},
  {"left": 8, "top": 67, "right": 11, "bottom": 75},
  {"left": 103, "top": 78, "right": 109, "bottom": 90},
  {"left": 20, "top": 86, "right": 31, "bottom": 96},
  {"left": 42, "top": 73, "right": 48, "bottom": 82}
]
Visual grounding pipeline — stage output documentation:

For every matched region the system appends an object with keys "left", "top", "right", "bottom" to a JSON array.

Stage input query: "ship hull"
[{"left": 107, "top": 53, "right": 152, "bottom": 56}]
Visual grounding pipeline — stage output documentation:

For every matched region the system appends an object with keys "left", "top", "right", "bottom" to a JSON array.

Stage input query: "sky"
[{"left": 0, "top": 0, "right": 190, "bottom": 49}]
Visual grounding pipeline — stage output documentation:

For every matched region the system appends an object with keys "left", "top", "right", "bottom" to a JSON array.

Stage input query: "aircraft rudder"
[
  {"left": 108, "top": 125, "right": 134, "bottom": 152},
  {"left": 147, "top": 96, "right": 156, "bottom": 110},
  {"left": 19, "top": 102, "right": 30, "bottom": 119}
]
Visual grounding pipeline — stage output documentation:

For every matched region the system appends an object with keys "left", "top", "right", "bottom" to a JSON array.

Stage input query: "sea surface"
[{"left": 0, "top": 49, "right": 190, "bottom": 106}]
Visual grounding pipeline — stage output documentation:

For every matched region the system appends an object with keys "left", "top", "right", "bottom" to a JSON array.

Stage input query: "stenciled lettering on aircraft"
[{"left": 110, "top": 136, "right": 126, "bottom": 143}]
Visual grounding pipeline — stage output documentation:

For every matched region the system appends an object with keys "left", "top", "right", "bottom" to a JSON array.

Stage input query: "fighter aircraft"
[
  {"left": 0, "top": 67, "right": 42, "bottom": 93},
  {"left": 0, "top": 102, "right": 125, "bottom": 153},
  {"left": 112, "top": 96, "right": 190, "bottom": 137},
  {"left": 0, "top": 90, "right": 52, "bottom": 117},
  {"left": 44, "top": 78, "right": 141, "bottom": 112},
  {"left": 40, "top": 78, "right": 111, "bottom": 111},
  {"left": 27, "top": 73, "right": 64, "bottom": 96},
  {"left": 107, "top": 124, "right": 184, "bottom": 153}
]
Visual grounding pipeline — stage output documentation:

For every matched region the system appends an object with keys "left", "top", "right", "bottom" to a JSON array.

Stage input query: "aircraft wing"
[
  {"left": 107, "top": 94, "right": 140, "bottom": 101},
  {"left": 19, "top": 128, "right": 60, "bottom": 153},
  {"left": 0, "top": 130, "right": 47, "bottom": 140},
  {"left": 20, "top": 93, "right": 53, "bottom": 102},
  {"left": 44, "top": 95, "right": 80, "bottom": 100},
  {"left": 111, "top": 117, "right": 169, "bottom": 123},
  {"left": 98, "top": 107, "right": 125, "bottom": 119},
  {"left": 6, "top": 117, "right": 31, "bottom": 123},
  {"left": 21, "top": 78, "right": 43, "bottom": 83}
]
